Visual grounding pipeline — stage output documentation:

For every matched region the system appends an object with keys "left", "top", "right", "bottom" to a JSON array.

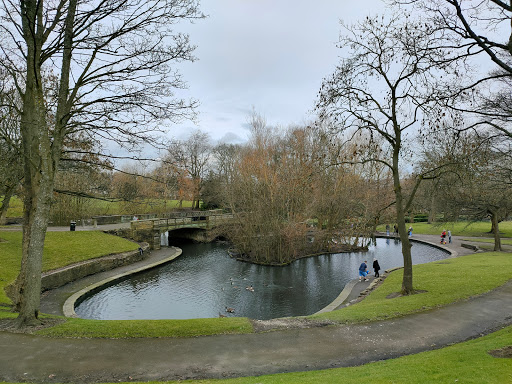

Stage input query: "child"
[
  {"left": 373, "top": 258, "right": 381, "bottom": 278},
  {"left": 358, "top": 260, "right": 369, "bottom": 282},
  {"left": 441, "top": 230, "right": 447, "bottom": 244}
]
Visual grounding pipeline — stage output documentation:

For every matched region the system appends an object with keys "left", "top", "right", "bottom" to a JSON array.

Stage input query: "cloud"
[{"left": 217, "top": 131, "right": 245, "bottom": 144}]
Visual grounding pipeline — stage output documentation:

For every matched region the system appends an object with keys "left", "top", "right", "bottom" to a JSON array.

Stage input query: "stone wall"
[{"left": 41, "top": 243, "right": 150, "bottom": 291}]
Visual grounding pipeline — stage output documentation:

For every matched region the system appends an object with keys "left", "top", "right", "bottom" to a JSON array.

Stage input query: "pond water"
[{"left": 74, "top": 238, "right": 450, "bottom": 320}]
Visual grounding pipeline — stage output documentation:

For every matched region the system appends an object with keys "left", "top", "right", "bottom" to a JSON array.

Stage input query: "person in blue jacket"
[{"left": 359, "top": 260, "right": 369, "bottom": 282}]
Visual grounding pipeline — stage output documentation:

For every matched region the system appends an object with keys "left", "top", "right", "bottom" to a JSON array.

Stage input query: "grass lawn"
[
  {"left": 92, "top": 198, "right": 197, "bottom": 214},
  {"left": 35, "top": 317, "right": 253, "bottom": 338},
  {"left": 0, "top": 231, "right": 139, "bottom": 305},
  {"left": 379, "top": 221, "right": 512, "bottom": 238},
  {"left": 310, "top": 252, "right": 512, "bottom": 324},
  {"left": 2, "top": 195, "right": 23, "bottom": 217},
  {"left": 3, "top": 195, "right": 199, "bottom": 218}
]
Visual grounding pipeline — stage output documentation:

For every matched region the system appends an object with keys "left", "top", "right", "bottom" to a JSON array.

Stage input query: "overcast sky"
[{"left": 170, "top": 0, "right": 388, "bottom": 144}]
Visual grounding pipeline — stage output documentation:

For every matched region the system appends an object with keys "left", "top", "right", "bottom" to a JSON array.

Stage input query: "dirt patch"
[
  {"left": 386, "top": 289, "right": 428, "bottom": 299},
  {"left": 488, "top": 346, "right": 512, "bottom": 358},
  {"left": 251, "top": 317, "right": 334, "bottom": 333},
  {"left": 0, "top": 318, "right": 66, "bottom": 334}
]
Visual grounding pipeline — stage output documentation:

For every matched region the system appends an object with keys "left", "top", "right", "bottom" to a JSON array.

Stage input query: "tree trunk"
[
  {"left": 0, "top": 185, "right": 15, "bottom": 225},
  {"left": 395, "top": 181, "right": 413, "bottom": 295},
  {"left": 14, "top": 93, "right": 54, "bottom": 326},
  {"left": 391, "top": 120, "right": 413, "bottom": 295},
  {"left": 490, "top": 215, "right": 498, "bottom": 235},
  {"left": 428, "top": 190, "right": 436, "bottom": 224},
  {"left": 12, "top": 0, "right": 74, "bottom": 327},
  {"left": 490, "top": 210, "right": 502, "bottom": 251}
]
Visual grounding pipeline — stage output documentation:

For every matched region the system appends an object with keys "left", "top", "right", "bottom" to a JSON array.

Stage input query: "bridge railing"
[{"left": 130, "top": 212, "right": 233, "bottom": 231}]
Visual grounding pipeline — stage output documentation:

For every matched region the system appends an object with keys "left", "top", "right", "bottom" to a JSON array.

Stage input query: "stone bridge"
[{"left": 130, "top": 210, "right": 233, "bottom": 249}]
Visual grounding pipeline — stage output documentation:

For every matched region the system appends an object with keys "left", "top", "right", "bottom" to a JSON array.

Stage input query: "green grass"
[
  {"left": 379, "top": 221, "right": 512, "bottom": 237},
  {"left": 0, "top": 231, "right": 139, "bottom": 305},
  {"left": 92, "top": 198, "right": 197, "bottom": 214},
  {"left": 311, "top": 252, "right": 512, "bottom": 324},
  {"left": 35, "top": 317, "right": 253, "bottom": 338},
  {"left": 2, "top": 195, "right": 23, "bottom": 217},
  {"left": 3, "top": 195, "right": 199, "bottom": 218}
]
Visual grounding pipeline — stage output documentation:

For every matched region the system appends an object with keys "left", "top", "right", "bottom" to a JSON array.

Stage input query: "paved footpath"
[{"left": 0, "top": 234, "right": 511, "bottom": 383}]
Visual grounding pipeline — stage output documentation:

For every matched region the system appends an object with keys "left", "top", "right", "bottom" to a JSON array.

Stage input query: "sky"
[{"left": 170, "top": 0, "right": 387, "bottom": 144}]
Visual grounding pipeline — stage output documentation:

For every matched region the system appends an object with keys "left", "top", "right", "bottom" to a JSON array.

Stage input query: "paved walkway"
[{"left": 0, "top": 233, "right": 510, "bottom": 383}]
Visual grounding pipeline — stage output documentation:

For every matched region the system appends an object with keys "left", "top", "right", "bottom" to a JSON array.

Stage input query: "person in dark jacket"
[{"left": 373, "top": 258, "right": 381, "bottom": 278}]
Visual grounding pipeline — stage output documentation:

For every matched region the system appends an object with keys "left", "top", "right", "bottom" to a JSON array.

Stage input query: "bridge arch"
[{"left": 161, "top": 228, "right": 217, "bottom": 246}]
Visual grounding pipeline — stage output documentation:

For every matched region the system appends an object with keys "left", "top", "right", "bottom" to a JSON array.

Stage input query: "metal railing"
[{"left": 131, "top": 212, "right": 233, "bottom": 231}]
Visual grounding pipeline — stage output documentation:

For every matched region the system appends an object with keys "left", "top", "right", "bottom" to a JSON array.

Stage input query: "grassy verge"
[
  {"left": 0, "top": 231, "right": 139, "bottom": 305},
  {"left": 35, "top": 317, "right": 253, "bottom": 338},
  {"left": 378, "top": 221, "right": 512, "bottom": 237},
  {"left": 310, "top": 252, "right": 512, "bottom": 324}
]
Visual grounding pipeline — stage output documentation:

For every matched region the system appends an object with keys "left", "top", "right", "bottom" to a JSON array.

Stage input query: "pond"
[{"left": 74, "top": 238, "right": 450, "bottom": 320}]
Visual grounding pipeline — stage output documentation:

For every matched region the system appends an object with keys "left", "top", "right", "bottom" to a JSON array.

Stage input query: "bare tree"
[
  {"left": 390, "top": 1, "right": 512, "bottom": 137},
  {"left": 165, "top": 130, "right": 212, "bottom": 209},
  {"left": 393, "top": 0, "right": 512, "bottom": 74},
  {"left": 421, "top": 130, "right": 512, "bottom": 250},
  {"left": 317, "top": 14, "right": 453, "bottom": 294},
  {"left": 0, "top": 0, "right": 203, "bottom": 326},
  {"left": 224, "top": 114, "right": 376, "bottom": 265},
  {"left": 200, "top": 143, "right": 241, "bottom": 209}
]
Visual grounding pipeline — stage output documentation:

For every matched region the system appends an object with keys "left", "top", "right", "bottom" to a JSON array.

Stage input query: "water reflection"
[{"left": 75, "top": 238, "right": 449, "bottom": 320}]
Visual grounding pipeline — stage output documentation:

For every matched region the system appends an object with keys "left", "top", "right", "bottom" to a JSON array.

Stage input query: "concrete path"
[{"left": 0, "top": 233, "right": 510, "bottom": 384}]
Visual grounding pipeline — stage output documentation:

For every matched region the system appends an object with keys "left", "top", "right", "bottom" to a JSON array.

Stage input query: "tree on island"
[
  {"left": 316, "top": 14, "right": 455, "bottom": 294},
  {"left": 0, "top": 0, "right": 203, "bottom": 327},
  {"left": 223, "top": 114, "right": 377, "bottom": 265}
]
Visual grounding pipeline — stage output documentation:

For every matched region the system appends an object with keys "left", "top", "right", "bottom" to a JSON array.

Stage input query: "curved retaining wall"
[
  {"left": 63, "top": 246, "right": 182, "bottom": 318},
  {"left": 41, "top": 243, "right": 150, "bottom": 291}
]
